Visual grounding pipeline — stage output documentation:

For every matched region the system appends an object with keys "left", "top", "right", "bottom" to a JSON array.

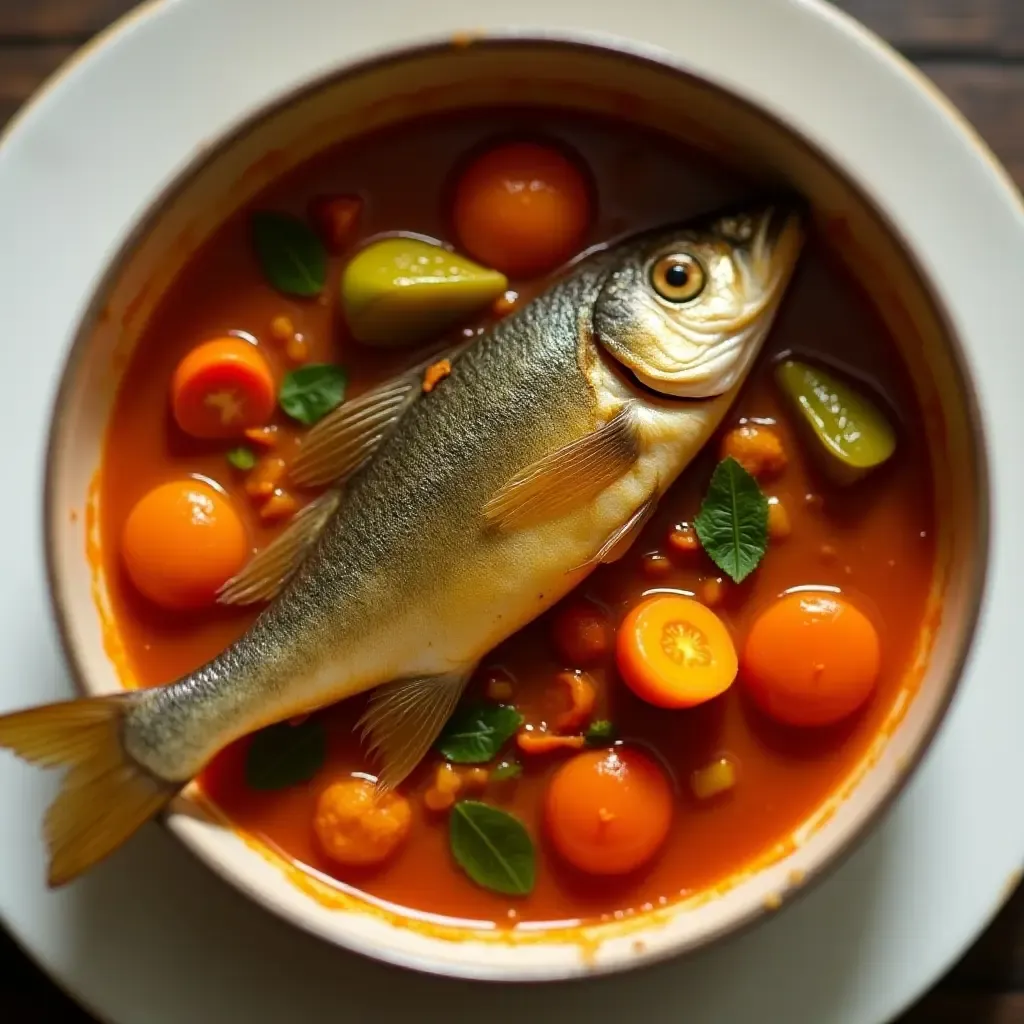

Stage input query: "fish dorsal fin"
[
  {"left": 483, "top": 407, "right": 640, "bottom": 530},
  {"left": 359, "top": 671, "right": 471, "bottom": 790},
  {"left": 217, "top": 490, "right": 342, "bottom": 606},
  {"left": 576, "top": 490, "right": 659, "bottom": 571},
  {"left": 289, "top": 342, "right": 470, "bottom": 489}
]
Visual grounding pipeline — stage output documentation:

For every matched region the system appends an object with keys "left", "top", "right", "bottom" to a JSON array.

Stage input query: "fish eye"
[{"left": 650, "top": 253, "right": 706, "bottom": 303}]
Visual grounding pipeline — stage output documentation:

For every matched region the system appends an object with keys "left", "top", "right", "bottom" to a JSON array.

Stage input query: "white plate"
[{"left": 1, "top": 0, "right": 1022, "bottom": 1021}]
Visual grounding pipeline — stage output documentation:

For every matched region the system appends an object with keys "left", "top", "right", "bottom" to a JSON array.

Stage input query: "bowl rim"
[{"left": 38, "top": 30, "right": 989, "bottom": 982}]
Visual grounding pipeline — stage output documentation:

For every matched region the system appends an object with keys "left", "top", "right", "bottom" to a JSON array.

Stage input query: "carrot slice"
[
  {"left": 171, "top": 338, "right": 276, "bottom": 439},
  {"left": 616, "top": 594, "right": 737, "bottom": 709},
  {"left": 553, "top": 671, "right": 597, "bottom": 733}
]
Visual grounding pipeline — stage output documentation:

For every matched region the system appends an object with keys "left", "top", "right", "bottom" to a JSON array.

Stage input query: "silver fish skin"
[{"left": 0, "top": 199, "right": 805, "bottom": 886}]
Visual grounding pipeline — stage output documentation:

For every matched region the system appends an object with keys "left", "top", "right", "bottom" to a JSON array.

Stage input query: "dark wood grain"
[{"left": 0, "top": 1, "right": 1023, "bottom": 1022}]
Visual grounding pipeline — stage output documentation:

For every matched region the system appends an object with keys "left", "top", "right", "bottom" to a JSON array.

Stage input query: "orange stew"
[{"left": 99, "top": 108, "right": 935, "bottom": 927}]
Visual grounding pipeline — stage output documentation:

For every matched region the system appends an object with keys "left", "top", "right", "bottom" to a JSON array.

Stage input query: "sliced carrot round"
[
  {"left": 171, "top": 337, "right": 276, "bottom": 439},
  {"left": 545, "top": 746, "right": 672, "bottom": 875},
  {"left": 616, "top": 594, "right": 737, "bottom": 709},
  {"left": 741, "top": 591, "right": 880, "bottom": 727},
  {"left": 121, "top": 479, "right": 247, "bottom": 610},
  {"left": 452, "top": 141, "right": 592, "bottom": 278}
]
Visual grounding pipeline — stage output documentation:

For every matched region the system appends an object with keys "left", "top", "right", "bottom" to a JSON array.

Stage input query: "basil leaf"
[
  {"left": 436, "top": 703, "right": 523, "bottom": 764},
  {"left": 449, "top": 800, "right": 535, "bottom": 896},
  {"left": 279, "top": 364, "right": 347, "bottom": 425},
  {"left": 584, "top": 719, "right": 616, "bottom": 746},
  {"left": 252, "top": 211, "right": 327, "bottom": 297},
  {"left": 491, "top": 760, "right": 522, "bottom": 781},
  {"left": 226, "top": 446, "right": 256, "bottom": 470},
  {"left": 694, "top": 457, "right": 769, "bottom": 583},
  {"left": 244, "top": 718, "right": 327, "bottom": 791}
]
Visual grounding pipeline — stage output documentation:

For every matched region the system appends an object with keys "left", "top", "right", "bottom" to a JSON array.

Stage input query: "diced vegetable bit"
[
  {"left": 741, "top": 591, "right": 880, "bottom": 727},
  {"left": 424, "top": 762, "right": 463, "bottom": 812},
  {"left": 491, "top": 760, "right": 523, "bottom": 782},
  {"left": 252, "top": 211, "right": 327, "bottom": 298},
  {"left": 341, "top": 238, "right": 507, "bottom": 347},
  {"left": 245, "top": 456, "right": 288, "bottom": 499},
  {"left": 452, "top": 141, "right": 592, "bottom": 278},
  {"left": 641, "top": 552, "right": 673, "bottom": 579},
  {"left": 422, "top": 358, "right": 451, "bottom": 393},
  {"left": 719, "top": 423, "right": 788, "bottom": 480},
  {"left": 436, "top": 703, "right": 523, "bottom": 763},
  {"left": 171, "top": 338, "right": 276, "bottom": 440},
  {"left": 698, "top": 576, "right": 727, "bottom": 609},
  {"left": 584, "top": 719, "right": 617, "bottom": 747},
  {"left": 767, "top": 497, "right": 791, "bottom": 541},
  {"left": 460, "top": 766, "right": 490, "bottom": 792},
  {"left": 517, "top": 730, "right": 585, "bottom": 755},
  {"left": 492, "top": 290, "right": 519, "bottom": 317},
  {"left": 484, "top": 672, "right": 514, "bottom": 703},
  {"left": 246, "top": 718, "right": 327, "bottom": 791},
  {"left": 544, "top": 747, "right": 672, "bottom": 876},
  {"left": 449, "top": 800, "right": 536, "bottom": 896},
  {"left": 690, "top": 757, "right": 738, "bottom": 801},
  {"left": 695, "top": 458, "right": 769, "bottom": 583},
  {"left": 551, "top": 601, "right": 612, "bottom": 668},
  {"left": 307, "top": 194, "right": 363, "bottom": 253},
  {"left": 121, "top": 480, "right": 247, "bottom": 611},
  {"left": 667, "top": 523, "right": 700, "bottom": 558},
  {"left": 314, "top": 777, "right": 412, "bottom": 865},
  {"left": 260, "top": 489, "right": 298, "bottom": 522},
  {"left": 554, "top": 670, "right": 597, "bottom": 733},
  {"left": 775, "top": 359, "right": 896, "bottom": 484},
  {"left": 269, "top": 315, "right": 296, "bottom": 343},
  {"left": 226, "top": 446, "right": 256, "bottom": 471},
  {"left": 244, "top": 425, "right": 279, "bottom": 448},
  {"left": 278, "top": 364, "right": 347, "bottom": 425},
  {"left": 617, "top": 594, "right": 737, "bottom": 709},
  {"left": 285, "top": 334, "right": 311, "bottom": 365}
]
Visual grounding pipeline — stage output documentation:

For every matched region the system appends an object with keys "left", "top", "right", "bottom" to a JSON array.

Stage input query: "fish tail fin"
[{"left": 0, "top": 694, "right": 180, "bottom": 887}]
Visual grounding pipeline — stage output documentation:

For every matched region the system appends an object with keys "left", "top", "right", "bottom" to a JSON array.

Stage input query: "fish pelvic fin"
[
  {"left": 572, "top": 489, "right": 660, "bottom": 573},
  {"left": 0, "top": 694, "right": 180, "bottom": 887},
  {"left": 218, "top": 489, "right": 343, "bottom": 606},
  {"left": 359, "top": 671, "right": 472, "bottom": 791},
  {"left": 482, "top": 406, "right": 641, "bottom": 530}
]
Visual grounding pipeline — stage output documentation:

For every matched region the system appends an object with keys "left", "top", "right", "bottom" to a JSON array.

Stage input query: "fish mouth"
[{"left": 630, "top": 199, "right": 807, "bottom": 400}]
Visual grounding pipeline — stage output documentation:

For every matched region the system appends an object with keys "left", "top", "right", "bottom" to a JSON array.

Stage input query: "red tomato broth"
[{"left": 99, "top": 108, "right": 935, "bottom": 927}]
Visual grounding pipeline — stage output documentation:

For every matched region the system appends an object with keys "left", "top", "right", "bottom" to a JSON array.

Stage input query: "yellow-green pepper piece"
[
  {"left": 341, "top": 238, "right": 508, "bottom": 347},
  {"left": 775, "top": 359, "right": 896, "bottom": 484}
]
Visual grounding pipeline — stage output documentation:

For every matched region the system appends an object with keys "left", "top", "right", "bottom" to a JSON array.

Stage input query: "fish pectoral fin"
[
  {"left": 359, "top": 671, "right": 472, "bottom": 790},
  {"left": 575, "top": 490, "right": 659, "bottom": 572},
  {"left": 289, "top": 341, "right": 471, "bottom": 488},
  {"left": 483, "top": 407, "right": 641, "bottom": 530},
  {"left": 217, "top": 489, "right": 343, "bottom": 606}
]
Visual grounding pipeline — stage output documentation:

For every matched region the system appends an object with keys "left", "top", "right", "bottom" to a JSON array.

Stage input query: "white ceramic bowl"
[{"left": 34, "top": 14, "right": 995, "bottom": 983}]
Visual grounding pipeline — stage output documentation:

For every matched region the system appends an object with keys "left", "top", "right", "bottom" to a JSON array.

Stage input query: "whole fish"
[{"left": 0, "top": 200, "right": 804, "bottom": 885}]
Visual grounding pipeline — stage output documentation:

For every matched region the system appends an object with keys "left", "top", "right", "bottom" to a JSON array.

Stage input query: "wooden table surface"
[{"left": 1, "top": 1, "right": 1022, "bottom": 1020}]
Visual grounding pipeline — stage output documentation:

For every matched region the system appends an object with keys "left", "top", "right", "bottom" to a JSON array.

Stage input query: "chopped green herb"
[
  {"left": 252, "top": 211, "right": 327, "bottom": 297},
  {"left": 436, "top": 703, "right": 523, "bottom": 764},
  {"left": 584, "top": 720, "right": 617, "bottom": 746},
  {"left": 694, "top": 457, "right": 768, "bottom": 583},
  {"left": 244, "top": 718, "right": 327, "bottom": 791},
  {"left": 226, "top": 446, "right": 256, "bottom": 471},
  {"left": 449, "top": 800, "right": 535, "bottom": 896},
  {"left": 279, "top": 364, "right": 347, "bottom": 425},
  {"left": 491, "top": 760, "right": 523, "bottom": 781}
]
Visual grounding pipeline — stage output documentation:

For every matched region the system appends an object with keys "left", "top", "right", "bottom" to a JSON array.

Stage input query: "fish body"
[{"left": 0, "top": 200, "right": 805, "bottom": 884}]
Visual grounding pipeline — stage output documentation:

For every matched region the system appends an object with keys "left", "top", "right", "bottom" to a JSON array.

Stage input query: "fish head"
[{"left": 593, "top": 201, "right": 806, "bottom": 398}]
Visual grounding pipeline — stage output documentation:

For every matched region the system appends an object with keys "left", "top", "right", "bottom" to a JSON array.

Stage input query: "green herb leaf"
[
  {"left": 694, "top": 457, "right": 769, "bottom": 583},
  {"left": 449, "top": 800, "right": 535, "bottom": 896},
  {"left": 279, "top": 364, "right": 347, "bottom": 425},
  {"left": 226, "top": 446, "right": 256, "bottom": 471},
  {"left": 491, "top": 760, "right": 523, "bottom": 781},
  {"left": 244, "top": 718, "right": 327, "bottom": 791},
  {"left": 436, "top": 703, "right": 523, "bottom": 764},
  {"left": 252, "top": 211, "right": 327, "bottom": 297},
  {"left": 584, "top": 720, "right": 617, "bottom": 746}
]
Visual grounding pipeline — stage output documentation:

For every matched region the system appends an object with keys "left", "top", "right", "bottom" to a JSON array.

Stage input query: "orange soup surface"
[{"left": 99, "top": 109, "right": 935, "bottom": 928}]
